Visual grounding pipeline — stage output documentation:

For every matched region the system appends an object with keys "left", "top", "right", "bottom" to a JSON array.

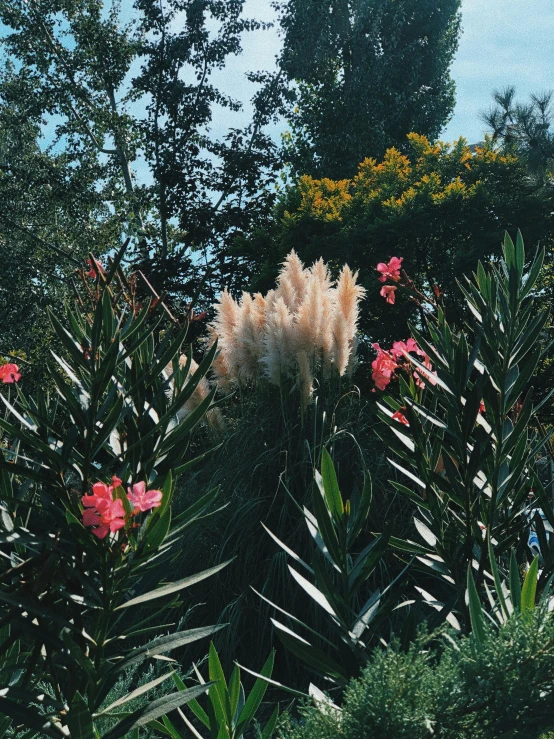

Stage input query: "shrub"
[
  {"left": 232, "top": 134, "right": 554, "bottom": 350},
  {"left": 279, "top": 609, "right": 554, "bottom": 738},
  {"left": 375, "top": 232, "right": 554, "bottom": 629},
  {"left": 0, "top": 258, "right": 227, "bottom": 736}
]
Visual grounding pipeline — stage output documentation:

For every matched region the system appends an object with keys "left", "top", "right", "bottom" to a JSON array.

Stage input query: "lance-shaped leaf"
[
  {"left": 115, "top": 560, "right": 232, "bottom": 610},
  {"left": 103, "top": 683, "right": 214, "bottom": 739}
]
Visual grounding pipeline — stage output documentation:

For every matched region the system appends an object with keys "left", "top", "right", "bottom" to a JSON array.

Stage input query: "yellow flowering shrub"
[{"left": 285, "top": 134, "right": 519, "bottom": 225}]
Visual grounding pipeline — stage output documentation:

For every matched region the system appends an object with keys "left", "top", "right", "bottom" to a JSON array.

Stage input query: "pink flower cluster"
[
  {"left": 82, "top": 477, "right": 162, "bottom": 539},
  {"left": 0, "top": 364, "right": 21, "bottom": 384},
  {"left": 371, "top": 338, "right": 436, "bottom": 392},
  {"left": 376, "top": 257, "right": 403, "bottom": 305}
]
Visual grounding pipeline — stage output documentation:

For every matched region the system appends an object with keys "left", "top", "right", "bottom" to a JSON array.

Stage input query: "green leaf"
[
  {"left": 138, "top": 507, "right": 171, "bottom": 556},
  {"left": 0, "top": 697, "right": 61, "bottom": 738},
  {"left": 272, "top": 620, "right": 347, "bottom": 684},
  {"left": 319, "top": 448, "right": 343, "bottom": 519},
  {"left": 235, "top": 650, "right": 275, "bottom": 736},
  {"left": 115, "top": 560, "right": 232, "bottom": 610},
  {"left": 102, "top": 684, "right": 214, "bottom": 739},
  {"left": 228, "top": 663, "right": 241, "bottom": 721},
  {"left": 467, "top": 567, "right": 486, "bottom": 645},
  {"left": 520, "top": 556, "right": 539, "bottom": 614},
  {"left": 208, "top": 641, "right": 231, "bottom": 728},
  {"left": 66, "top": 691, "right": 94, "bottom": 739},
  {"left": 487, "top": 538, "right": 509, "bottom": 621},
  {"left": 100, "top": 624, "right": 226, "bottom": 689},
  {"left": 97, "top": 672, "right": 176, "bottom": 715},
  {"left": 172, "top": 673, "right": 211, "bottom": 729}
]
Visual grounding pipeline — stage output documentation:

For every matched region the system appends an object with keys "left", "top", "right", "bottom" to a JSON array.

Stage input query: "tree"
[
  {"left": 0, "top": 0, "right": 288, "bottom": 334},
  {"left": 277, "top": 0, "right": 462, "bottom": 179},
  {"left": 0, "top": 61, "right": 122, "bottom": 389},
  {"left": 482, "top": 86, "right": 554, "bottom": 188},
  {"left": 232, "top": 134, "right": 554, "bottom": 349}
]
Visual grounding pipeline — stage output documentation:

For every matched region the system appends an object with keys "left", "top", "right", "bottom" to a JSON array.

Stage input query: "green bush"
[
  {"left": 0, "top": 259, "right": 227, "bottom": 736},
  {"left": 280, "top": 609, "right": 554, "bottom": 739}
]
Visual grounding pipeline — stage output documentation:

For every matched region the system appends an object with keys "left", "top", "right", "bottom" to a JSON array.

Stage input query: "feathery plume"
[
  {"left": 208, "top": 251, "right": 365, "bottom": 407},
  {"left": 262, "top": 297, "right": 295, "bottom": 386}
]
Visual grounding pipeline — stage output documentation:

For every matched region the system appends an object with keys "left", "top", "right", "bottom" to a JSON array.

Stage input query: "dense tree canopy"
[
  {"left": 278, "top": 0, "right": 462, "bottom": 179},
  {"left": 0, "top": 0, "right": 288, "bottom": 332},
  {"left": 0, "top": 62, "right": 122, "bottom": 386}
]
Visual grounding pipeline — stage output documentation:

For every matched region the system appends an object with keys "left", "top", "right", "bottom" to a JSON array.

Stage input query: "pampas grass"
[{"left": 209, "top": 251, "right": 365, "bottom": 409}]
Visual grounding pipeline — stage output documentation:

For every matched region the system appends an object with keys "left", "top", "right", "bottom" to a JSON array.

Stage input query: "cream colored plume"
[{"left": 209, "top": 251, "right": 365, "bottom": 405}]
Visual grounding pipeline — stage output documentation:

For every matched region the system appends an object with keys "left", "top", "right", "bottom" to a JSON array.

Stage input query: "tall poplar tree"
[{"left": 278, "top": 0, "right": 462, "bottom": 179}]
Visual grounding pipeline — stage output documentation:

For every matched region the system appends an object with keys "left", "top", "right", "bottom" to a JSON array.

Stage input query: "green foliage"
[
  {"left": 278, "top": 0, "right": 462, "bottom": 179},
  {"left": 0, "top": 62, "right": 122, "bottom": 390},
  {"left": 262, "top": 449, "right": 399, "bottom": 689},
  {"left": 466, "top": 547, "right": 544, "bottom": 642},
  {"left": 280, "top": 609, "right": 554, "bottom": 738},
  {"left": 0, "top": 0, "right": 288, "bottom": 351},
  {"left": 378, "top": 232, "right": 553, "bottom": 628},
  {"left": 483, "top": 86, "right": 554, "bottom": 187},
  {"left": 233, "top": 135, "right": 554, "bottom": 347},
  {"left": 0, "top": 263, "right": 227, "bottom": 736},
  {"left": 149, "top": 643, "right": 278, "bottom": 738},
  {"left": 171, "top": 383, "right": 392, "bottom": 683}
]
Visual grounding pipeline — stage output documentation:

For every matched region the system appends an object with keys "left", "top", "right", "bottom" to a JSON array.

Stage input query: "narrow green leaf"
[
  {"left": 235, "top": 650, "right": 275, "bottom": 736},
  {"left": 509, "top": 550, "right": 522, "bottom": 611},
  {"left": 487, "top": 539, "right": 509, "bottom": 621},
  {"left": 208, "top": 641, "right": 231, "bottom": 727},
  {"left": 115, "top": 560, "right": 232, "bottom": 610},
  {"left": 0, "top": 698, "right": 61, "bottom": 738},
  {"left": 228, "top": 663, "right": 241, "bottom": 721},
  {"left": 173, "top": 673, "right": 211, "bottom": 729},
  {"left": 467, "top": 567, "right": 486, "bottom": 645},
  {"left": 319, "top": 448, "right": 343, "bottom": 519},
  {"left": 521, "top": 557, "right": 539, "bottom": 614},
  {"left": 102, "top": 684, "right": 214, "bottom": 739},
  {"left": 100, "top": 624, "right": 226, "bottom": 687},
  {"left": 97, "top": 672, "right": 175, "bottom": 715},
  {"left": 67, "top": 692, "right": 94, "bottom": 739}
]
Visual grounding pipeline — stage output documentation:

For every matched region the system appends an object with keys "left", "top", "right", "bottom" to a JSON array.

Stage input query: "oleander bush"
[{"left": 0, "top": 257, "right": 231, "bottom": 736}]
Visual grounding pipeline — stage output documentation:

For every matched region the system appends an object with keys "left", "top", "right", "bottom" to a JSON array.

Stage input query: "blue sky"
[
  {"left": 210, "top": 0, "right": 554, "bottom": 146},
  {"left": 3, "top": 1, "right": 552, "bottom": 159}
]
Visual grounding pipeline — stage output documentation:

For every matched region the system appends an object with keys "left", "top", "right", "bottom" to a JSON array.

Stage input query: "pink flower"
[
  {"left": 376, "top": 257, "right": 403, "bottom": 283},
  {"left": 81, "top": 476, "right": 123, "bottom": 509},
  {"left": 83, "top": 498, "right": 126, "bottom": 539},
  {"left": 127, "top": 481, "right": 163, "bottom": 513},
  {"left": 390, "top": 338, "right": 424, "bottom": 359},
  {"left": 85, "top": 259, "right": 106, "bottom": 279},
  {"left": 82, "top": 476, "right": 126, "bottom": 538},
  {"left": 380, "top": 285, "right": 397, "bottom": 305},
  {"left": 478, "top": 401, "right": 486, "bottom": 414},
  {"left": 0, "top": 364, "right": 21, "bottom": 384},
  {"left": 371, "top": 343, "right": 399, "bottom": 391},
  {"left": 392, "top": 409, "right": 409, "bottom": 426}
]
